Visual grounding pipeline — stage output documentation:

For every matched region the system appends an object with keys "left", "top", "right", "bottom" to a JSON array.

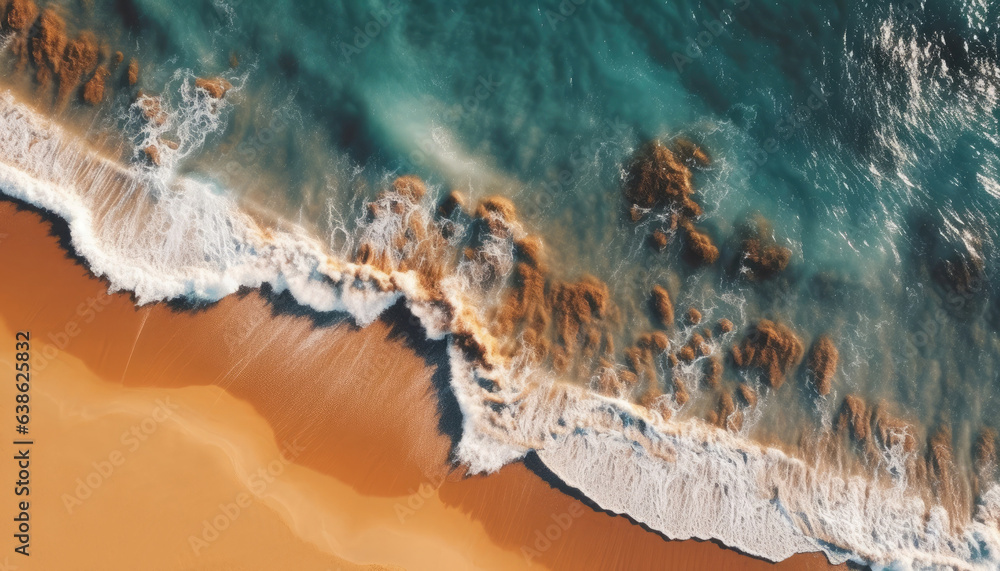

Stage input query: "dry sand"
[{"left": 0, "top": 199, "right": 843, "bottom": 569}]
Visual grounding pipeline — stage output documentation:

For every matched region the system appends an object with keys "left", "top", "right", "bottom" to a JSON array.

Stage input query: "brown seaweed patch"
[
  {"left": 737, "top": 383, "right": 757, "bottom": 408},
  {"left": 195, "top": 77, "right": 232, "bottom": 99},
  {"left": 678, "top": 346, "right": 695, "bottom": 363},
  {"left": 391, "top": 175, "right": 427, "bottom": 201},
  {"left": 650, "top": 285, "right": 674, "bottom": 327},
  {"left": 673, "top": 137, "right": 711, "bottom": 168},
  {"left": 738, "top": 216, "right": 791, "bottom": 280},
  {"left": 686, "top": 307, "right": 702, "bottom": 325},
  {"left": 29, "top": 8, "right": 65, "bottom": 88},
  {"left": 137, "top": 91, "right": 167, "bottom": 126},
  {"left": 686, "top": 333, "right": 709, "bottom": 359},
  {"left": 806, "top": 334, "right": 838, "bottom": 396},
  {"left": 624, "top": 345, "right": 657, "bottom": 395},
  {"left": 143, "top": 144, "right": 161, "bottom": 166},
  {"left": 514, "top": 236, "right": 545, "bottom": 270},
  {"left": 127, "top": 57, "right": 139, "bottom": 85},
  {"left": 494, "top": 260, "right": 549, "bottom": 360},
  {"left": 475, "top": 195, "right": 518, "bottom": 237},
  {"left": 731, "top": 320, "right": 803, "bottom": 389},
  {"left": 58, "top": 31, "right": 100, "bottom": 105},
  {"left": 673, "top": 377, "right": 689, "bottom": 405},
  {"left": 353, "top": 176, "right": 452, "bottom": 295},
  {"left": 6, "top": 0, "right": 37, "bottom": 30},
  {"left": 837, "top": 394, "right": 870, "bottom": 442},
  {"left": 704, "top": 355, "right": 723, "bottom": 388},
  {"left": 975, "top": 429, "right": 998, "bottom": 474},
  {"left": 681, "top": 222, "right": 719, "bottom": 265},
  {"left": 718, "top": 318, "right": 734, "bottom": 334},
  {"left": 549, "top": 276, "right": 610, "bottom": 362},
  {"left": 871, "top": 402, "right": 916, "bottom": 454},
  {"left": 81, "top": 65, "right": 109, "bottom": 105},
  {"left": 926, "top": 426, "right": 971, "bottom": 524},
  {"left": 6, "top": 0, "right": 38, "bottom": 69},
  {"left": 437, "top": 190, "right": 465, "bottom": 218},
  {"left": 712, "top": 392, "right": 742, "bottom": 431},
  {"left": 594, "top": 361, "right": 626, "bottom": 397},
  {"left": 475, "top": 195, "right": 516, "bottom": 221},
  {"left": 974, "top": 428, "right": 997, "bottom": 495},
  {"left": 622, "top": 140, "right": 701, "bottom": 216},
  {"left": 649, "top": 229, "right": 669, "bottom": 251}
]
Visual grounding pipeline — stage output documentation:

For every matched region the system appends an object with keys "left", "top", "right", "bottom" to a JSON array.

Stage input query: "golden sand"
[{"left": 0, "top": 200, "right": 843, "bottom": 569}]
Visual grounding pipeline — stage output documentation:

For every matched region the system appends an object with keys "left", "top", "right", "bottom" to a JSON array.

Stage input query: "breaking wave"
[{"left": 3, "top": 87, "right": 1000, "bottom": 570}]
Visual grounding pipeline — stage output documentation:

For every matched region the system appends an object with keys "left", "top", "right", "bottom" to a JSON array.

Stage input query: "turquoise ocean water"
[{"left": 3, "top": 0, "right": 1000, "bottom": 566}]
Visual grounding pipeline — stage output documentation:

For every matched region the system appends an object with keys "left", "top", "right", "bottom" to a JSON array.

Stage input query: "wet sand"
[{"left": 0, "top": 198, "right": 844, "bottom": 569}]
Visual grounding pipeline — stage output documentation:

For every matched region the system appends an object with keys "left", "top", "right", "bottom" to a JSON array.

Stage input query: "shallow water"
[{"left": 3, "top": 0, "right": 1000, "bottom": 567}]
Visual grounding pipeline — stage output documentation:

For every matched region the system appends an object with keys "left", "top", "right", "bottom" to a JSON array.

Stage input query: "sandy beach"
[{"left": 0, "top": 199, "right": 843, "bottom": 569}]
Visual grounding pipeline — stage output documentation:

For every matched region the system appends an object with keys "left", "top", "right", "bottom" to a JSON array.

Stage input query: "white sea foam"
[{"left": 1, "top": 91, "right": 999, "bottom": 569}]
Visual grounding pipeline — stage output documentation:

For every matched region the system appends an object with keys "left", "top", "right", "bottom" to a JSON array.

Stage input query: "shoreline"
[{"left": 0, "top": 197, "right": 843, "bottom": 569}]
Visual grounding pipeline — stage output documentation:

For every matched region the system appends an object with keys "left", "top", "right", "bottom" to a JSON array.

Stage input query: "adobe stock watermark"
[
  {"left": 338, "top": 0, "right": 405, "bottom": 64},
  {"left": 394, "top": 472, "right": 447, "bottom": 523},
  {"left": 188, "top": 438, "right": 306, "bottom": 555},
  {"left": 34, "top": 288, "right": 114, "bottom": 372},
  {"left": 672, "top": 0, "right": 751, "bottom": 73},
  {"left": 400, "top": 74, "right": 503, "bottom": 171},
  {"left": 902, "top": 277, "right": 985, "bottom": 358},
  {"left": 521, "top": 502, "right": 585, "bottom": 563},
  {"left": 538, "top": 116, "right": 629, "bottom": 201},
  {"left": 61, "top": 398, "right": 180, "bottom": 514},
  {"left": 743, "top": 81, "right": 833, "bottom": 177},
  {"left": 221, "top": 106, "right": 297, "bottom": 178},
  {"left": 543, "top": 0, "right": 591, "bottom": 30}
]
